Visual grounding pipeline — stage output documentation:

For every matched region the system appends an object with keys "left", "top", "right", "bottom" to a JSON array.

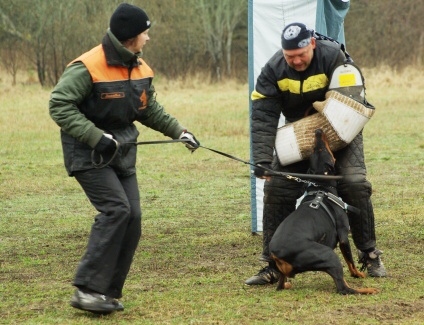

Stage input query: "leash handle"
[{"left": 91, "top": 139, "right": 120, "bottom": 169}]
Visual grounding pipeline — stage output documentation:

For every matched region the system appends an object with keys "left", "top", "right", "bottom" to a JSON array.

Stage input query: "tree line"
[{"left": 0, "top": 0, "right": 422, "bottom": 87}]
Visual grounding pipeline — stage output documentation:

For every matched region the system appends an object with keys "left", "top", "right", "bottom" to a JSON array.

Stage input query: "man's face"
[
  {"left": 126, "top": 29, "right": 150, "bottom": 53},
  {"left": 282, "top": 38, "right": 316, "bottom": 72}
]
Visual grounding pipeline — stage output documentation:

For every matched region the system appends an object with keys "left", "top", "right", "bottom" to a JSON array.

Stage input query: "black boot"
[{"left": 245, "top": 263, "right": 281, "bottom": 285}]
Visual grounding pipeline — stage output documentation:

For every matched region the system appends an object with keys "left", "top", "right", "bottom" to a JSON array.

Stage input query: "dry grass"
[{"left": 0, "top": 67, "right": 423, "bottom": 324}]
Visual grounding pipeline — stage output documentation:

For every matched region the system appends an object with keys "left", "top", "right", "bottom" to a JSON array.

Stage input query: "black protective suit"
[{"left": 251, "top": 39, "right": 376, "bottom": 259}]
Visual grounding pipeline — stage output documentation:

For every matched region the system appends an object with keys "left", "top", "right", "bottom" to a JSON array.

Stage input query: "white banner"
[{"left": 248, "top": 0, "right": 350, "bottom": 232}]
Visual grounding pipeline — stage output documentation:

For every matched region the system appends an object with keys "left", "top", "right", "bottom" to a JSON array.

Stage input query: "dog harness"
[{"left": 304, "top": 190, "right": 361, "bottom": 226}]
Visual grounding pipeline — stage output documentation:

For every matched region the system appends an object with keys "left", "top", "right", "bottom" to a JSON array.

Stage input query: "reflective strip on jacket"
[{"left": 251, "top": 40, "right": 346, "bottom": 165}]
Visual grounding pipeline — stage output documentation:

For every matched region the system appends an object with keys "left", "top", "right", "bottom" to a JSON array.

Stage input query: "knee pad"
[{"left": 338, "top": 174, "right": 372, "bottom": 199}]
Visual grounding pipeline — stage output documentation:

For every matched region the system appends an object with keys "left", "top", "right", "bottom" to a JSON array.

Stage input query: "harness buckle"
[
  {"left": 309, "top": 202, "right": 320, "bottom": 209},
  {"left": 309, "top": 191, "right": 325, "bottom": 209}
]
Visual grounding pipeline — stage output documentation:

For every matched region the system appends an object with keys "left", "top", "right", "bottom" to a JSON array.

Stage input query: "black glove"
[
  {"left": 253, "top": 163, "right": 272, "bottom": 178},
  {"left": 94, "top": 133, "right": 118, "bottom": 156},
  {"left": 179, "top": 130, "right": 200, "bottom": 152}
]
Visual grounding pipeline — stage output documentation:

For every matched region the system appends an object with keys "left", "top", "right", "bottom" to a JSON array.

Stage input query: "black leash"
[
  {"left": 91, "top": 139, "right": 343, "bottom": 182},
  {"left": 128, "top": 139, "right": 191, "bottom": 145},
  {"left": 198, "top": 145, "right": 343, "bottom": 181},
  {"left": 91, "top": 139, "right": 191, "bottom": 168}
]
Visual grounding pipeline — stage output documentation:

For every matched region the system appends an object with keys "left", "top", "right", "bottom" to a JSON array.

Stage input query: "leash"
[
  {"left": 127, "top": 139, "right": 191, "bottom": 145},
  {"left": 91, "top": 139, "right": 343, "bottom": 182},
  {"left": 198, "top": 144, "right": 343, "bottom": 182},
  {"left": 91, "top": 139, "right": 191, "bottom": 168}
]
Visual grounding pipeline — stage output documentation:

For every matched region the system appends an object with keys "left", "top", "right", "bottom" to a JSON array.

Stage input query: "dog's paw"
[
  {"left": 284, "top": 282, "right": 292, "bottom": 289},
  {"left": 356, "top": 287, "right": 379, "bottom": 294},
  {"left": 351, "top": 270, "right": 366, "bottom": 278}
]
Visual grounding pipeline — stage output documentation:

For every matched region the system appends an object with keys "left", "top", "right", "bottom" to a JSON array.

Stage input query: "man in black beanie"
[
  {"left": 49, "top": 2, "right": 200, "bottom": 314},
  {"left": 245, "top": 22, "right": 386, "bottom": 286},
  {"left": 110, "top": 3, "right": 151, "bottom": 41}
]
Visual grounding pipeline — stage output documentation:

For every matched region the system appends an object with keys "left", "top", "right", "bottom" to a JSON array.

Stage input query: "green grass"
[{"left": 0, "top": 71, "right": 423, "bottom": 324}]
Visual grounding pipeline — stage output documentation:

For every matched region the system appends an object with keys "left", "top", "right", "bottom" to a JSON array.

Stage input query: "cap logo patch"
[
  {"left": 298, "top": 38, "right": 311, "bottom": 48},
  {"left": 284, "top": 25, "right": 301, "bottom": 40}
]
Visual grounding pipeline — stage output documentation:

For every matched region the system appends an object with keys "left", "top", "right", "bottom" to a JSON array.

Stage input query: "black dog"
[{"left": 269, "top": 129, "right": 378, "bottom": 294}]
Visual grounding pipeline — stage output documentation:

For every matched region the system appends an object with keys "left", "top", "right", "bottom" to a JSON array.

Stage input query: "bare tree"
[
  {"left": 223, "top": 1, "right": 245, "bottom": 76},
  {"left": 0, "top": 36, "right": 20, "bottom": 85},
  {"left": 196, "top": 0, "right": 224, "bottom": 80},
  {"left": 192, "top": 0, "right": 246, "bottom": 81},
  {"left": 0, "top": 0, "right": 112, "bottom": 86},
  {"left": 0, "top": 0, "right": 246, "bottom": 84},
  {"left": 0, "top": 8, "right": 23, "bottom": 38},
  {"left": 2, "top": 0, "right": 423, "bottom": 86},
  {"left": 418, "top": 32, "right": 424, "bottom": 67},
  {"left": 138, "top": 0, "right": 204, "bottom": 78},
  {"left": 0, "top": 4, "right": 25, "bottom": 85},
  {"left": 345, "top": 0, "right": 423, "bottom": 69}
]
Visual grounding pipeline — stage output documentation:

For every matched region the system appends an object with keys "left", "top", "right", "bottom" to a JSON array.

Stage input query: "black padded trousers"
[
  {"left": 261, "top": 132, "right": 376, "bottom": 258},
  {"left": 73, "top": 168, "right": 142, "bottom": 299}
]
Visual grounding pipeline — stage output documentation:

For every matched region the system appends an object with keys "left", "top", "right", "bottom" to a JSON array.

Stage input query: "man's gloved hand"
[
  {"left": 94, "top": 133, "right": 118, "bottom": 156},
  {"left": 179, "top": 130, "right": 200, "bottom": 153},
  {"left": 253, "top": 163, "right": 272, "bottom": 178}
]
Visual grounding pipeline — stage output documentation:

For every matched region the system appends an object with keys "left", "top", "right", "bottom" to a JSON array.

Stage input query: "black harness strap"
[
  {"left": 307, "top": 190, "right": 361, "bottom": 215},
  {"left": 307, "top": 190, "right": 325, "bottom": 210},
  {"left": 303, "top": 190, "right": 336, "bottom": 227},
  {"left": 300, "top": 188, "right": 362, "bottom": 231},
  {"left": 313, "top": 31, "right": 353, "bottom": 63}
]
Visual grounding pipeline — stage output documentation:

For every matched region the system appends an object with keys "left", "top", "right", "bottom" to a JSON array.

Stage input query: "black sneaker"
[
  {"left": 245, "top": 266, "right": 281, "bottom": 285},
  {"left": 70, "top": 289, "right": 124, "bottom": 314},
  {"left": 358, "top": 249, "right": 387, "bottom": 277},
  {"left": 258, "top": 254, "right": 272, "bottom": 262}
]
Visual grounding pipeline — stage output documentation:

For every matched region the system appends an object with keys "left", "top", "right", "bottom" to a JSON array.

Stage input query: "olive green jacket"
[{"left": 49, "top": 29, "right": 185, "bottom": 176}]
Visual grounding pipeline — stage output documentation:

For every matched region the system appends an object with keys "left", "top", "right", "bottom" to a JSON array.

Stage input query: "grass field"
[{"left": 0, "top": 67, "right": 423, "bottom": 324}]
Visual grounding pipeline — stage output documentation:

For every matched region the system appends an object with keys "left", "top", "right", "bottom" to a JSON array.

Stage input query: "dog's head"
[{"left": 309, "top": 129, "right": 336, "bottom": 176}]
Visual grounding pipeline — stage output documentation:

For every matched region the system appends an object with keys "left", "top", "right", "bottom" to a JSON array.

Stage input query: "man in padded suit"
[{"left": 245, "top": 22, "right": 386, "bottom": 286}]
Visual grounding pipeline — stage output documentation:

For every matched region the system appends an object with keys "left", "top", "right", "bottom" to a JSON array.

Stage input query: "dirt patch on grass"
[{"left": 336, "top": 299, "right": 424, "bottom": 323}]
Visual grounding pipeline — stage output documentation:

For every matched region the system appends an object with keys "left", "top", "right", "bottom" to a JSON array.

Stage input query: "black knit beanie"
[
  {"left": 281, "top": 22, "right": 312, "bottom": 50},
  {"left": 110, "top": 3, "right": 151, "bottom": 41}
]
